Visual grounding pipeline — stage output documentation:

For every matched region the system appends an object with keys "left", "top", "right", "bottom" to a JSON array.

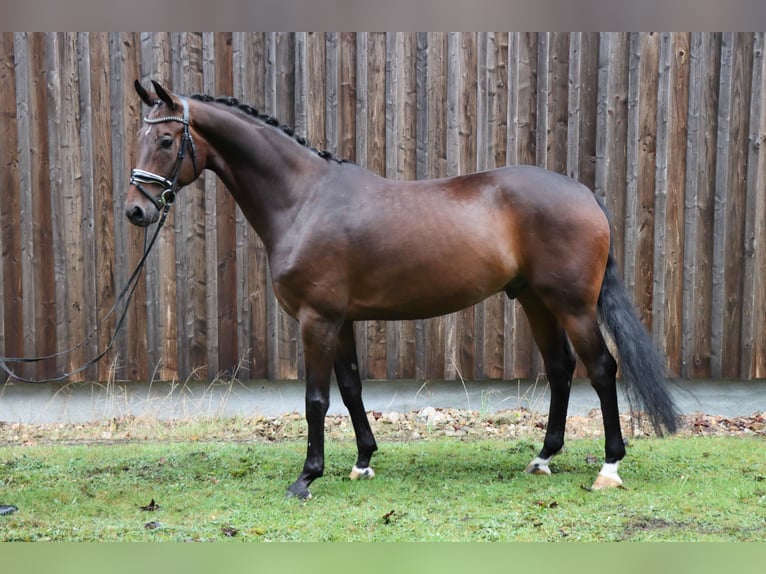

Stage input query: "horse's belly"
[{"left": 346, "top": 261, "right": 514, "bottom": 321}]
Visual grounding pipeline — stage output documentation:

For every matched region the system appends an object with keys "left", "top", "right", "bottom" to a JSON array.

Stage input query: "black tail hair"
[{"left": 596, "top": 198, "right": 680, "bottom": 435}]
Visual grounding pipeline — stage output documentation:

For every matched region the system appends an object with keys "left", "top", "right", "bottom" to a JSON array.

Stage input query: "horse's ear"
[
  {"left": 134, "top": 80, "right": 155, "bottom": 107},
  {"left": 151, "top": 80, "right": 176, "bottom": 111}
]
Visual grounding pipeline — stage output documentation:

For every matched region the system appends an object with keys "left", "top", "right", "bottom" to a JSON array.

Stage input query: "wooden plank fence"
[{"left": 1, "top": 32, "right": 766, "bottom": 384}]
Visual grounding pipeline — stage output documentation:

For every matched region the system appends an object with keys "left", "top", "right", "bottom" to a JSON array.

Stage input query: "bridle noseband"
[{"left": 130, "top": 97, "right": 198, "bottom": 210}]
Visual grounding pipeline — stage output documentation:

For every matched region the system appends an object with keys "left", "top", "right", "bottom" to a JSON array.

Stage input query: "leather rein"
[{"left": 0, "top": 98, "right": 196, "bottom": 384}]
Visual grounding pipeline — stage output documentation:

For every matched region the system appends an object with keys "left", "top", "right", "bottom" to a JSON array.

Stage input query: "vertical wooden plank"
[
  {"left": 339, "top": 32, "right": 356, "bottom": 162},
  {"left": 202, "top": 32, "right": 220, "bottom": 378},
  {"left": 636, "top": 33, "right": 661, "bottom": 333},
  {"left": 625, "top": 33, "right": 660, "bottom": 330},
  {"left": 577, "top": 33, "right": 600, "bottom": 190},
  {"left": 723, "top": 33, "right": 753, "bottom": 379},
  {"left": 75, "top": 33, "right": 99, "bottom": 382},
  {"left": 57, "top": 33, "right": 87, "bottom": 380},
  {"left": 547, "top": 32, "right": 570, "bottom": 174},
  {"left": 682, "top": 31, "right": 705, "bottom": 378},
  {"left": 137, "top": 33, "right": 161, "bottom": 377},
  {"left": 536, "top": 33, "right": 549, "bottom": 172},
  {"left": 21, "top": 34, "right": 56, "bottom": 378},
  {"left": 122, "top": 32, "right": 149, "bottom": 381},
  {"left": 624, "top": 33, "right": 641, "bottom": 306},
  {"left": 107, "top": 33, "right": 127, "bottom": 378},
  {"left": 425, "top": 31, "right": 447, "bottom": 380},
  {"left": 365, "top": 32, "right": 387, "bottom": 379},
  {"left": 325, "top": 32, "right": 339, "bottom": 157},
  {"left": 168, "top": 32, "right": 188, "bottom": 379},
  {"left": 567, "top": 32, "right": 582, "bottom": 180},
  {"left": 12, "top": 32, "right": 32, "bottom": 380},
  {"left": 47, "top": 33, "right": 66, "bottom": 378},
  {"left": 13, "top": 33, "right": 34, "bottom": 378},
  {"left": 232, "top": 33, "right": 266, "bottom": 379},
  {"left": 741, "top": 32, "right": 766, "bottom": 378},
  {"left": 0, "top": 33, "right": 24, "bottom": 375},
  {"left": 655, "top": 33, "right": 690, "bottom": 376},
  {"left": 711, "top": 32, "right": 734, "bottom": 378},
  {"left": 595, "top": 33, "right": 629, "bottom": 272},
  {"left": 175, "top": 32, "right": 208, "bottom": 380},
  {"left": 682, "top": 33, "right": 719, "bottom": 378},
  {"left": 305, "top": 32, "right": 326, "bottom": 149},
  {"left": 87, "top": 32, "right": 117, "bottom": 381},
  {"left": 213, "top": 32, "right": 238, "bottom": 377},
  {"left": 146, "top": 32, "right": 178, "bottom": 381}
]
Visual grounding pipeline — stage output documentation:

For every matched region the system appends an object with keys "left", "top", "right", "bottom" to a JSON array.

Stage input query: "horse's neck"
[{"left": 196, "top": 105, "right": 326, "bottom": 252}]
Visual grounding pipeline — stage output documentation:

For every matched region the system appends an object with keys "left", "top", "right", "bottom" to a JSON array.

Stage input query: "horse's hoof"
[
  {"left": 349, "top": 466, "right": 375, "bottom": 480},
  {"left": 0, "top": 505, "right": 18, "bottom": 516},
  {"left": 590, "top": 474, "right": 623, "bottom": 490},
  {"left": 286, "top": 483, "right": 312, "bottom": 501},
  {"left": 524, "top": 457, "right": 552, "bottom": 475},
  {"left": 590, "top": 462, "right": 622, "bottom": 490}
]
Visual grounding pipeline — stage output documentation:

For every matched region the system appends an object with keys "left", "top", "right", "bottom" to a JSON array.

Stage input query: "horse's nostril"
[{"left": 127, "top": 205, "right": 145, "bottom": 225}]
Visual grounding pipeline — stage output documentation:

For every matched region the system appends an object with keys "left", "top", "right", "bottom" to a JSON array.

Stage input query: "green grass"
[{"left": 1, "top": 435, "right": 764, "bottom": 541}]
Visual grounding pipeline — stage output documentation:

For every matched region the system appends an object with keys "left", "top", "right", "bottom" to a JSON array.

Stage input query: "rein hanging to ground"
[
  {"left": 1, "top": 97, "right": 197, "bottom": 385},
  {"left": 0, "top": 204, "right": 170, "bottom": 384}
]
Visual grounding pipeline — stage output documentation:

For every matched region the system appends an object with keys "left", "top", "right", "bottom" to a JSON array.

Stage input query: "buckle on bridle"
[
  {"left": 161, "top": 189, "right": 176, "bottom": 206},
  {"left": 129, "top": 169, "right": 174, "bottom": 209}
]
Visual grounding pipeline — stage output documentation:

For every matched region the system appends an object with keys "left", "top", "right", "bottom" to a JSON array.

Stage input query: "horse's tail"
[{"left": 595, "top": 198, "right": 680, "bottom": 435}]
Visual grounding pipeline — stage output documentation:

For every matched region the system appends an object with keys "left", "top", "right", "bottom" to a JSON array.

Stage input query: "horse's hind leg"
[
  {"left": 559, "top": 311, "right": 625, "bottom": 489},
  {"left": 334, "top": 321, "right": 378, "bottom": 480},
  {"left": 516, "top": 291, "right": 577, "bottom": 476}
]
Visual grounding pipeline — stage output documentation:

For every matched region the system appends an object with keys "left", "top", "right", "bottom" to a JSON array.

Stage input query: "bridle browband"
[{"left": 130, "top": 97, "right": 198, "bottom": 210}]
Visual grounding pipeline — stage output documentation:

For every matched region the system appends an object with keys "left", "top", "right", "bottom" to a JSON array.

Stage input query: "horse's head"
[{"left": 126, "top": 80, "right": 204, "bottom": 227}]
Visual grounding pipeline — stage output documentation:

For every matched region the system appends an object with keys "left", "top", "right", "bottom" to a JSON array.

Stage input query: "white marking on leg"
[
  {"left": 525, "top": 456, "right": 553, "bottom": 475},
  {"left": 591, "top": 461, "right": 623, "bottom": 490},
  {"left": 349, "top": 465, "right": 375, "bottom": 480}
]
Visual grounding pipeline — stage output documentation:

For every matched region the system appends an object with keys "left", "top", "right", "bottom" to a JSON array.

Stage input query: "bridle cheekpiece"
[{"left": 130, "top": 97, "right": 198, "bottom": 210}]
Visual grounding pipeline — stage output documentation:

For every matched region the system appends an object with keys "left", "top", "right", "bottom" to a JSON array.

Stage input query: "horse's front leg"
[{"left": 286, "top": 313, "right": 341, "bottom": 500}]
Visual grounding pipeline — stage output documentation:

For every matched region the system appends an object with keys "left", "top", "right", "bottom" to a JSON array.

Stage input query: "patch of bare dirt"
[{"left": 0, "top": 408, "right": 763, "bottom": 447}]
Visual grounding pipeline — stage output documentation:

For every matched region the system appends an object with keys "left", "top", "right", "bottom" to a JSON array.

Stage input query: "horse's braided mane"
[{"left": 190, "top": 93, "right": 346, "bottom": 164}]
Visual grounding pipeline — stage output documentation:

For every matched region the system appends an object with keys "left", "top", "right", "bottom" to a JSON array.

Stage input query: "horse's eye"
[{"left": 159, "top": 137, "right": 174, "bottom": 149}]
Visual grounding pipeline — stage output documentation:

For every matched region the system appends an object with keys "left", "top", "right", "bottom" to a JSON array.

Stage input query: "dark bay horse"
[{"left": 126, "top": 81, "right": 679, "bottom": 499}]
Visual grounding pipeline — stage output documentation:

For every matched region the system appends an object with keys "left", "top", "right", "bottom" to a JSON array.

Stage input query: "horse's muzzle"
[{"left": 125, "top": 199, "right": 159, "bottom": 227}]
